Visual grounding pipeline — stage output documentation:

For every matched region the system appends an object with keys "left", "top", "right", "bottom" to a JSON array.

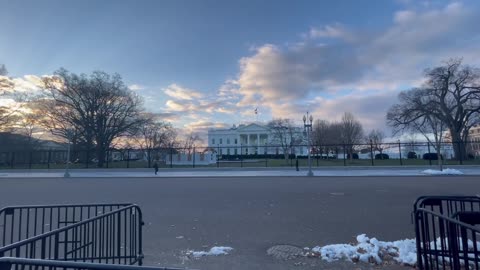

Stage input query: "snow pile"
[
  {"left": 187, "top": 246, "right": 233, "bottom": 258},
  {"left": 311, "top": 234, "right": 417, "bottom": 266},
  {"left": 422, "top": 168, "right": 464, "bottom": 175}
]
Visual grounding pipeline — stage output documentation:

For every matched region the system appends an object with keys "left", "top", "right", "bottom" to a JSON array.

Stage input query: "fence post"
[
  {"left": 240, "top": 144, "right": 243, "bottom": 168},
  {"left": 398, "top": 140, "right": 403, "bottom": 166},
  {"left": 147, "top": 149, "right": 151, "bottom": 168},
  {"left": 47, "top": 150, "right": 51, "bottom": 169},
  {"left": 10, "top": 152, "right": 14, "bottom": 169},
  {"left": 126, "top": 149, "right": 130, "bottom": 168},
  {"left": 86, "top": 149, "right": 89, "bottom": 168},
  {"left": 265, "top": 144, "right": 268, "bottom": 167},
  {"left": 342, "top": 144, "right": 346, "bottom": 166},
  {"left": 170, "top": 147, "right": 173, "bottom": 168},
  {"left": 427, "top": 142, "right": 432, "bottom": 166},
  {"left": 193, "top": 147, "right": 195, "bottom": 168},
  {"left": 29, "top": 151, "right": 33, "bottom": 169},
  {"left": 459, "top": 141, "right": 464, "bottom": 165},
  {"left": 217, "top": 145, "right": 220, "bottom": 168},
  {"left": 370, "top": 140, "right": 374, "bottom": 166},
  {"left": 106, "top": 149, "right": 109, "bottom": 168}
]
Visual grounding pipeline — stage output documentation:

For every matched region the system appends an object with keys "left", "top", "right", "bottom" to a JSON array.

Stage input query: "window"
[
  {"left": 220, "top": 138, "right": 223, "bottom": 144},
  {"left": 212, "top": 138, "right": 215, "bottom": 145},
  {"left": 234, "top": 148, "right": 238, "bottom": 155},
  {"left": 227, "top": 149, "right": 230, "bottom": 155},
  {"left": 227, "top": 138, "right": 230, "bottom": 144},
  {"left": 220, "top": 149, "right": 223, "bottom": 155},
  {"left": 235, "top": 138, "right": 238, "bottom": 144}
]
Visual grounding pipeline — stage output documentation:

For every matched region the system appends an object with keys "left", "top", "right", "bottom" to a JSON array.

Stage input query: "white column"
[
  {"left": 257, "top": 134, "right": 259, "bottom": 154},
  {"left": 247, "top": 134, "right": 250, "bottom": 155}
]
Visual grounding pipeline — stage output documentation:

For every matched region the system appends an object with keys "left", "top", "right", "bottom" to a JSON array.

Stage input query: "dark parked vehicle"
[
  {"left": 423, "top": 153, "right": 443, "bottom": 160},
  {"left": 375, "top": 153, "right": 389, "bottom": 159}
]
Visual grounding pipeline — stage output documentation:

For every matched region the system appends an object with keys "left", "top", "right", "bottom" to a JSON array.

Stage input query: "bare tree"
[
  {"left": 182, "top": 132, "right": 202, "bottom": 155},
  {"left": 312, "top": 119, "right": 342, "bottom": 158},
  {"left": 312, "top": 120, "right": 330, "bottom": 146},
  {"left": 366, "top": 129, "right": 385, "bottom": 158},
  {"left": 418, "top": 59, "right": 479, "bottom": 160},
  {"left": 16, "top": 112, "right": 43, "bottom": 148},
  {"left": 0, "top": 65, "right": 15, "bottom": 129},
  {"left": 38, "top": 68, "right": 144, "bottom": 167},
  {"left": 0, "top": 64, "right": 13, "bottom": 94},
  {"left": 387, "top": 88, "right": 447, "bottom": 170},
  {"left": 340, "top": 112, "right": 364, "bottom": 159},
  {"left": 135, "top": 114, "right": 177, "bottom": 151},
  {"left": 267, "top": 118, "right": 301, "bottom": 161}
]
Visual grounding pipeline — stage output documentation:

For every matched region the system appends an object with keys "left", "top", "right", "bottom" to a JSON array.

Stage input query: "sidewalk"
[{"left": 1, "top": 166, "right": 480, "bottom": 178}]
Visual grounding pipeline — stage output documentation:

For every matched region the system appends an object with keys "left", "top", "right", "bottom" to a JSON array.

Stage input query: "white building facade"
[{"left": 207, "top": 123, "right": 309, "bottom": 156}]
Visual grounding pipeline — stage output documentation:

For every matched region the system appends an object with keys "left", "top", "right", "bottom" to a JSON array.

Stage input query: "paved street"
[
  {"left": 0, "top": 176, "right": 479, "bottom": 269},
  {"left": 1, "top": 165, "right": 480, "bottom": 178}
]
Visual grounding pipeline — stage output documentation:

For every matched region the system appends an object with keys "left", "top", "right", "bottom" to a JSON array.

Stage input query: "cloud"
[
  {"left": 1, "top": 75, "right": 47, "bottom": 93},
  {"left": 183, "top": 120, "right": 230, "bottom": 139},
  {"left": 228, "top": 2, "right": 480, "bottom": 130},
  {"left": 163, "top": 83, "right": 204, "bottom": 100},
  {"left": 308, "top": 23, "right": 353, "bottom": 41},
  {"left": 128, "top": 84, "right": 145, "bottom": 91}
]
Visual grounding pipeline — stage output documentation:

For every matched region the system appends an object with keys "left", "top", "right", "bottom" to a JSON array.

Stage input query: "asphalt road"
[{"left": 0, "top": 176, "right": 479, "bottom": 269}]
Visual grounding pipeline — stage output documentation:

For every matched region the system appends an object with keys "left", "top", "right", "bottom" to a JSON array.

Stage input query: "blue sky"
[{"left": 2, "top": 0, "right": 480, "bottom": 136}]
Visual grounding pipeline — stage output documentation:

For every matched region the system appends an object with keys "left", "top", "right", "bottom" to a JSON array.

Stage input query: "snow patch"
[
  {"left": 422, "top": 168, "right": 464, "bottom": 175},
  {"left": 311, "top": 234, "right": 417, "bottom": 266},
  {"left": 187, "top": 246, "right": 233, "bottom": 258}
]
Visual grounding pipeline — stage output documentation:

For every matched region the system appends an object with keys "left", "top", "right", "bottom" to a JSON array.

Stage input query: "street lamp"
[
  {"left": 64, "top": 129, "right": 74, "bottom": 178},
  {"left": 303, "top": 112, "right": 314, "bottom": 177}
]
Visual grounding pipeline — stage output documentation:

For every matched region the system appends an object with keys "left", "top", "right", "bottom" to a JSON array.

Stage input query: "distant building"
[
  {"left": 207, "top": 123, "right": 309, "bottom": 156},
  {"left": 468, "top": 125, "right": 480, "bottom": 157}
]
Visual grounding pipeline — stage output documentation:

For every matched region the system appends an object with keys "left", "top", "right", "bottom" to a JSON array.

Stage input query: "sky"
[{"left": 1, "top": 0, "right": 480, "bottom": 137}]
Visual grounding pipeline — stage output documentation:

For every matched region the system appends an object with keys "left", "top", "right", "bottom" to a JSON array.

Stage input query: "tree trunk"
[
  {"left": 450, "top": 129, "right": 466, "bottom": 160},
  {"left": 96, "top": 145, "right": 106, "bottom": 168},
  {"left": 436, "top": 143, "right": 443, "bottom": 171}
]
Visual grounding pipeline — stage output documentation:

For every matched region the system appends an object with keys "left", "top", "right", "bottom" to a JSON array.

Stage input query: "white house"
[{"left": 207, "top": 123, "right": 309, "bottom": 156}]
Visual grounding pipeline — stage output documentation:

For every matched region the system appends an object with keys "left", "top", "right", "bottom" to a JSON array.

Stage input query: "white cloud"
[
  {"left": 308, "top": 23, "right": 353, "bottom": 41},
  {"left": 163, "top": 83, "right": 204, "bottom": 100},
  {"left": 128, "top": 84, "right": 145, "bottom": 91},
  {"left": 165, "top": 99, "right": 193, "bottom": 111},
  {"left": 8, "top": 75, "right": 46, "bottom": 93},
  {"left": 226, "top": 2, "right": 480, "bottom": 131}
]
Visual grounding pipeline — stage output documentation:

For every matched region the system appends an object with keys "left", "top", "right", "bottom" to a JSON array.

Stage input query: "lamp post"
[
  {"left": 303, "top": 112, "right": 314, "bottom": 177},
  {"left": 64, "top": 129, "right": 73, "bottom": 178}
]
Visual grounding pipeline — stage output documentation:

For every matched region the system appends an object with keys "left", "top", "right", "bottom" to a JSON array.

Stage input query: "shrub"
[
  {"left": 407, "top": 152, "right": 417, "bottom": 159},
  {"left": 423, "top": 153, "right": 443, "bottom": 160},
  {"left": 346, "top": 153, "right": 359, "bottom": 159},
  {"left": 375, "top": 153, "right": 389, "bottom": 160}
]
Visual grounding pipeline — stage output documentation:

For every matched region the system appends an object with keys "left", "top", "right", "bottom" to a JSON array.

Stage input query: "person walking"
[{"left": 153, "top": 161, "right": 159, "bottom": 175}]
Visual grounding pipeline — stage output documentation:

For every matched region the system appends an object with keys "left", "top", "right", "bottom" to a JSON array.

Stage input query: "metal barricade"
[
  {"left": 0, "top": 204, "right": 131, "bottom": 247},
  {"left": 414, "top": 196, "right": 480, "bottom": 270},
  {"left": 0, "top": 257, "right": 185, "bottom": 270},
  {"left": 414, "top": 196, "right": 480, "bottom": 217},
  {"left": 0, "top": 204, "right": 143, "bottom": 266}
]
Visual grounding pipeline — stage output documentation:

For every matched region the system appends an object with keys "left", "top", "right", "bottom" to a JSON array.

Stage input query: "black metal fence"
[
  {"left": 1, "top": 141, "right": 480, "bottom": 169},
  {"left": 414, "top": 196, "right": 480, "bottom": 270},
  {"left": 0, "top": 204, "right": 144, "bottom": 265}
]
